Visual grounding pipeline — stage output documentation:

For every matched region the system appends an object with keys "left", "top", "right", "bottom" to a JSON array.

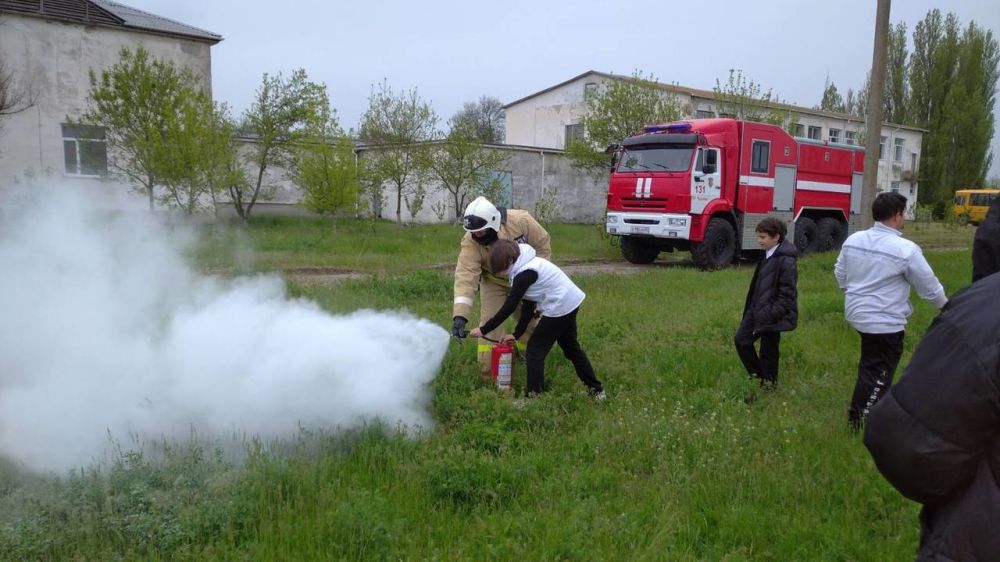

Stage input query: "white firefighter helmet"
[{"left": 462, "top": 196, "right": 501, "bottom": 233}]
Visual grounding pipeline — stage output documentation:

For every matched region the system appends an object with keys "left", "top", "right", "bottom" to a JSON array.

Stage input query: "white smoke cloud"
[{"left": 0, "top": 190, "right": 449, "bottom": 472}]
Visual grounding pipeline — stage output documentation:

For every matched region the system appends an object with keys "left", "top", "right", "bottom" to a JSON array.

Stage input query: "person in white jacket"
[
  {"left": 834, "top": 192, "right": 948, "bottom": 430},
  {"left": 469, "top": 240, "right": 605, "bottom": 398}
]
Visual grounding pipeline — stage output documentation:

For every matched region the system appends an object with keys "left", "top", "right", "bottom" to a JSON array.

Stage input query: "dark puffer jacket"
[
  {"left": 972, "top": 198, "right": 1000, "bottom": 282},
  {"left": 863, "top": 272, "right": 1000, "bottom": 561},
  {"left": 742, "top": 238, "right": 798, "bottom": 333}
]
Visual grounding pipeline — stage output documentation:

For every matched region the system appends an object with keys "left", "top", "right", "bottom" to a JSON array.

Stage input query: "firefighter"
[{"left": 452, "top": 196, "right": 551, "bottom": 378}]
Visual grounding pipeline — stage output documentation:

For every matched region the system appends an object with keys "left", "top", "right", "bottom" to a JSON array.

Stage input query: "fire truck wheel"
[
  {"left": 692, "top": 218, "right": 735, "bottom": 270},
  {"left": 620, "top": 237, "right": 659, "bottom": 264},
  {"left": 794, "top": 217, "right": 819, "bottom": 255},
  {"left": 816, "top": 217, "right": 845, "bottom": 252}
]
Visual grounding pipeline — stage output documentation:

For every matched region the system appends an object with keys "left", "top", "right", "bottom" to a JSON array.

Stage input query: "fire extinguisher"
[{"left": 490, "top": 342, "right": 514, "bottom": 391}]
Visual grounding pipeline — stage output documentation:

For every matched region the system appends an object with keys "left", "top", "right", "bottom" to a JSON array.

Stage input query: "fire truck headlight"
[
  {"left": 668, "top": 218, "right": 687, "bottom": 226},
  {"left": 606, "top": 215, "right": 618, "bottom": 224}
]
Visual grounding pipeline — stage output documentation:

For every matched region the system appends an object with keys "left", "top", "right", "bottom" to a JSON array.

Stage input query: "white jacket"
[
  {"left": 508, "top": 244, "right": 585, "bottom": 318},
  {"left": 834, "top": 222, "right": 947, "bottom": 333}
]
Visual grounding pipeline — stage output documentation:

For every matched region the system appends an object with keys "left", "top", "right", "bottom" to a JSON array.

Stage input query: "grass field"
[{"left": 0, "top": 217, "right": 977, "bottom": 560}]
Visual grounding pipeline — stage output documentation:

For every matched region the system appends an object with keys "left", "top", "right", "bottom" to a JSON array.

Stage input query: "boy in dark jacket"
[{"left": 734, "top": 217, "right": 798, "bottom": 388}]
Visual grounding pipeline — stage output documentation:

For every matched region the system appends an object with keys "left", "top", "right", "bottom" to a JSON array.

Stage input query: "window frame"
[
  {"left": 750, "top": 139, "right": 770, "bottom": 174},
  {"left": 62, "top": 123, "right": 108, "bottom": 177},
  {"left": 807, "top": 126, "right": 822, "bottom": 140},
  {"left": 564, "top": 123, "right": 584, "bottom": 146}
]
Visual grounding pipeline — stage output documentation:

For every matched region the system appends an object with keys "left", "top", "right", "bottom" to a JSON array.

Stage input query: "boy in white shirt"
[
  {"left": 469, "top": 240, "right": 605, "bottom": 398},
  {"left": 834, "top": 192, "right": 948, "bottom": 430}
]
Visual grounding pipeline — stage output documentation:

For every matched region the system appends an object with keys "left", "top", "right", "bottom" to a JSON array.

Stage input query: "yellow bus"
[{"left": 953, "top": 188, "right": 1000, "bottom": 224}]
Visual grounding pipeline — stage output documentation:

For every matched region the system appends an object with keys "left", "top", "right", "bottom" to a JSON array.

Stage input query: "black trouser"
[
  {"left": 734, "top": 313, "right": 781, "bottom": 384},
  {"left": 848, "top": 330, "right": 905, "bottom": 428},
  {"left": 525, "top": 307, "right": 602, "bottom": 395}
]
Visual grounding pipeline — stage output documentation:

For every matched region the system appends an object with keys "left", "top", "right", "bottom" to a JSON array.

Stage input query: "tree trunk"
[
  {"left": 395, "top": 185, "right": 403, "bottom": 225},
  {"left": 147, "top": 175, "right": 155, "bottom": 212}
]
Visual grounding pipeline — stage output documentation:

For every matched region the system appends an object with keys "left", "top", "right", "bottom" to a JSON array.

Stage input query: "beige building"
[
  {"left": 0, "top": 0, "right": 221, "bottom": 208},
  {"left": 505, "top": 70, "right": 924, "bottom": 216}
]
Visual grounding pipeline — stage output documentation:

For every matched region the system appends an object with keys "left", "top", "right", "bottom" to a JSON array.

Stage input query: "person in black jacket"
[
  {"left": 971, "top": 196, "right": 1000, "bottom": 282},
  {"left": 863, "top": 272, "right": 1000, "bottom": 561},
  {"left": 734, "top": 217, "right": 798, "bottom": 388}
]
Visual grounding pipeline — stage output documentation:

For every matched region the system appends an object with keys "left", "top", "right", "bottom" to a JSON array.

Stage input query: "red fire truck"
[{"left": 605, "top": 118, "right": 864, "bottom": 269}]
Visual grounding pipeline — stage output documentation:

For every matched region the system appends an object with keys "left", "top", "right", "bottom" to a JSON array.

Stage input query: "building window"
[
  {"left": 584, "top": 82, "right": 598, "bottom": 100},
  {"left": 564, "top": 123, "right": 584, "bottom": 146},
  {"left": 62, "top": 123, "right": 108, "bottom": 176},
  {"left": 845, "top": 131, "right": 857, "bottom": 145},
  {"left": 828, "top": 128, "right": 841, "bottom": 143},
  {"left": 910, "top": 152, "right": 917, "bottom": 171},
  {"left": 894, "top": 138, "right": 905, "bottom": 162},
  {"left": 750, "top": 140, "right": 770, "bottom": 174},
  {"left": 890, "top": 181, "right": 900, "bottom": 193},
  {"left": 909, "top": 183, "right": 915, "bottom": 196},
  {"left": 695, "top": 109, "right": 714, "bottom": 118},
  {"left": 794, "top": 124, "right": 805, "bottom": 137},
  {"left": 879, "top": 136, "right": 887, "bottom": 160},
  {"left": 807, "top": 126, "right": 821, "bottom": 140}
]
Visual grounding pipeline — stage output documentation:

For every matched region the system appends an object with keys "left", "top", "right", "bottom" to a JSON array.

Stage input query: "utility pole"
[{"left": 860, "top": 0, "right": 891, "bottom": 228}]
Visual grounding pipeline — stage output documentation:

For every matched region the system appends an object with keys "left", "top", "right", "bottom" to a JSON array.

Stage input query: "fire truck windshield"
[{"left": 617, "top": 145, "right": 694, "bottom": 172}]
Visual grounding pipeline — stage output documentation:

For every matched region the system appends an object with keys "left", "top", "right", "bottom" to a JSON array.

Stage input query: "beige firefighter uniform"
[{"left": 453, "top": 209, "right": 551, "bottom": 376}]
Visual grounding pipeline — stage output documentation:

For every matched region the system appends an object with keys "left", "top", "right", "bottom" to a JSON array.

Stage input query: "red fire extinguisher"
[{"left": 490, "top": 343, "right": 514, "bottom": 391}]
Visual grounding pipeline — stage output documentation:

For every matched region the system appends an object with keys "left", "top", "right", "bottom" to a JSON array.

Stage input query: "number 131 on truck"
[{"left": 604, "top": 118, "right": 865, "bottom": 269}]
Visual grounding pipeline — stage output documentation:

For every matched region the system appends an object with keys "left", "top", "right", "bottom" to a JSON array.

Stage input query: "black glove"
[{"left": 452, "top": 316, "right": 468, "bottom": 338}]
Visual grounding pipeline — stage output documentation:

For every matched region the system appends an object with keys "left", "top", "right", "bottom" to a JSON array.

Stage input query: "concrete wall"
[
  {"left": 376, "top": 145, "right": 608, "bottom": 224},
  {"left": 0, "top": 13, "right": 213, "bottom": 209}
]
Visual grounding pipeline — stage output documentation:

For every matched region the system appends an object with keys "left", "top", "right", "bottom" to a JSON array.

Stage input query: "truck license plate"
[{"left": 632, "top": 226, "right": 649, "bottom": 234}]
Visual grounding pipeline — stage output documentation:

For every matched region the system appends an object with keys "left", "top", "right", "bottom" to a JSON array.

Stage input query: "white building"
[
  {"left": 0, "top": 0, "right": 221, "bottom": 208},
  {"left": 505, "top": 70, "right": 924, "bottom": 216}
]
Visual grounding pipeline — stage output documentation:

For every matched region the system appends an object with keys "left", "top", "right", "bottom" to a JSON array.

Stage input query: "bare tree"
[
  {"left": 449, "top": 96, "right": 505, "bottom": 144},
  {"left": 358, "top": 81, "right": 438, "bottom": 224},
  {"left": 0, "top": 22, "right": 38, "bottom": 136}
]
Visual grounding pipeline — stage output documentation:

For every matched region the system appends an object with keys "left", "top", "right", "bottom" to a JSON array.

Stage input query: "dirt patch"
[
  {"left": 283, "top": 267, "right": 370, "bottom": 286},
  {"left": 280, "top": 259, "right": 702, "bottom": 286}
]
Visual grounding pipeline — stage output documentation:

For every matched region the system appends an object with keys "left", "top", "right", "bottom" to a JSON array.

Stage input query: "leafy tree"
[
  {"left": 713, "top": 69, "right": 787, "bottom": 126},
  {"left": 844, "top": 88, "right": 862, "bottom": 117},
  {"left": 428, "top": 123, "right": 511, "bottom": 220},
  {"left": 884, "top": 22, "right": 910, "bottom": 124},
  {"left": 908, "top": 10, "right": 997, "bottom": 203},
  {"left": 358, "top": 81, "right": 438, "bottom": 224},
  {"left": 565, "top": 71, "right": 683, "bottom": 176},
  {"left": 80, "top": 46, "right": 201, "bottom": 211},
  {"left": 291, "top": 120, "right": 359, "bottom": 220},
  {"left": 947, "top": 22, "right": 999, "bottom": 190},
  {"left": 819, "top": 80, "right": 846, "bottom": 113},
  {"left": 449, "top": 96, "right": 505, "bottom": 144},
  {"left": 153, "top": 91, "right": 216, "bottom": 213},
  {"left": 155, "top": 97, "right": 242, "bottom": 214},
  {"left": 237, "top": 69, "right": 330, "bottom": 222}
]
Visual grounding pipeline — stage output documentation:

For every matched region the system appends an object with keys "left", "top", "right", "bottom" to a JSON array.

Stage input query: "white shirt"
[
  {"left": 508, "top": 244, "right": 585, "bottom": 318},
  {"left": 834, "top": 222, "right": 948, "bottom": 333}
]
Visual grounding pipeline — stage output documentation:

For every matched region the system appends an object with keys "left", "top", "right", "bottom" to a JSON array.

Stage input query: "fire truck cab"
[{"left": 605, "top": 118, "right": 865, "bottom": 269}]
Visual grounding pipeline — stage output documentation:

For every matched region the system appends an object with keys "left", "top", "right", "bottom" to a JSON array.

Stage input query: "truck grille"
[{"left": 620, "top": 197, "right": 669, "bottom": 211}]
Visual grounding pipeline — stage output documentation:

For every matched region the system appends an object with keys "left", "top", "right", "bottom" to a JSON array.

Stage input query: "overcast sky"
[{"left": 126, "top": 0, "right": 1000, "bottom": 177}]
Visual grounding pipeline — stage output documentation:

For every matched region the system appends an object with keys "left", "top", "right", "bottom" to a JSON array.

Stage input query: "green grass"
[
  {"left": 191, "top": 215, "right": 622, "bottom": 273},
  {"left": 1, "top": 218, "right": 976, "bottom": 561}
]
